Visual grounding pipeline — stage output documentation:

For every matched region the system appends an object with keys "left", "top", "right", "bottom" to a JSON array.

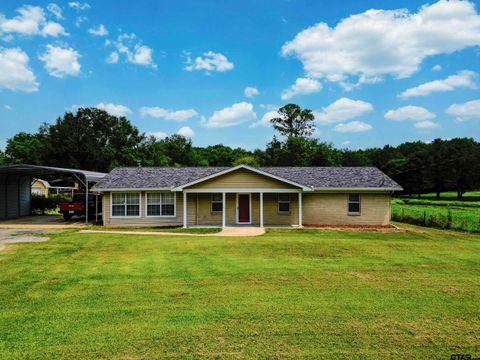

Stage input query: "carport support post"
[
  {"left": 85, "top": 179, "right": 89, "bottom": 225},
  {"left": 95, "top": 194, "right": 98, "bottom": 224}
]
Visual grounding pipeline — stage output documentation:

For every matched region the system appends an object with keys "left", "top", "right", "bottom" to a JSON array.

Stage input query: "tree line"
[{"left": 1, "top": 106, "right": 479, "bottom": 199}]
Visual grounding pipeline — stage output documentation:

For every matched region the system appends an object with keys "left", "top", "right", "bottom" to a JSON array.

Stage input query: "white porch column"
[
  {"left": 298, "top": 192, "right": 303, "bottom": 228},
  {"left": 183, "top": 192, "right": 187, "bottom": 228},
  {"left": 222, "top": 192, "right": 226, "bottom": 228},
  {"left": 259, "top": 192, "right": 264, "bottom": 228}
]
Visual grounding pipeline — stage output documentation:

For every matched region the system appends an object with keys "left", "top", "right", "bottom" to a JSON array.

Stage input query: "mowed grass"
[
  {"left": 0, "top": 226, "right": 479, "bottom": 359},
  {"left": 85, "top": 226, "right": 222, "bottom": 234},
  {"left": 392, "top": 198, "right": 480, "bottom": 232},
  {"left": 411, "top": 190, "right": 480, "bottom": 201}
]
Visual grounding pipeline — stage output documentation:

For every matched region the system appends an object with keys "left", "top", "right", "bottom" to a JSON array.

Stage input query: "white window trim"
[
  {"left": 145, "top": 191, "right": 177, "bottom": 218},
  {"left": 211, "top": 193, "right": 223, "bottom": 213},
  {"left": 348, "top": 193, "right": 361, "bottom": 215},
  {"left": 110, "top": 192, "right": 141, "bottom": 218},
  {"left": 236, "top": 193, "right": 252, "bottom": 225},
  {"left": 277, "top": 193, "right": 291, "bottom": 214}
]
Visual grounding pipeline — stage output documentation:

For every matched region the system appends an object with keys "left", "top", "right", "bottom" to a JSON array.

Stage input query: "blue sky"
[{"left": 0, "top": 0, "right": 479, "bottom": 151}]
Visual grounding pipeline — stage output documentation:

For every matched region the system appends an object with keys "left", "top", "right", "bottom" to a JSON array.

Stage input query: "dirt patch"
[{"left": 0, "top": 229, "right": 59, "bottom": 251}]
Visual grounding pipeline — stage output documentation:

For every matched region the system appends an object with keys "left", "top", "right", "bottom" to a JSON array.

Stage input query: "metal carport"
[{"left": 0, "top": 164, "right": 106, "bottom": 224}]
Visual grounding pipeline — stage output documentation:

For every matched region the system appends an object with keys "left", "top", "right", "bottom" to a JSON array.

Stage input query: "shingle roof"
[{"left": 93, "top": 166, "right": 402, "bottom": 191}]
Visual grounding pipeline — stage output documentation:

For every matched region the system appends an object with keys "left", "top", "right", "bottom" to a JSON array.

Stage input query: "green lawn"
[
  {"left": 392, "top": 198, "right": 480, "bottom": 232},
  {"left": 406, "top": 190, "right": 480, "bottom": 201},
  {"left": 1, "top": 226, "right": 479, "bottom": 359},
  {"left": 85, "top": 226, "right": 222, "bottom": 234}
]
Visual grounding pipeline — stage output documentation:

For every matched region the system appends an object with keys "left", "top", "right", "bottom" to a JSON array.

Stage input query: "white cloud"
[
  {"left": 177, "top": 126, "right": 195, "bottom": 138},
  {"left": 314, "top": 98, "right": 373, "bottom": 125},
  {"left": 414, "top": 120, "right": 440, "bottom": 129},
  {"left": 41, "top": 21, "right": 68, "bottom": 37},
  {"left": 131, "top": 45, "right": 154, "bottom": 67},
  {"left": 88, "top": 24, "right": 108, "bottom": 36},
  {"left": 281, "top": 77, "right": 322, "bottom": 100},
  {"left": 333, "top": 121, "right": 372, "bottom": 133},
  {"left": 432, "top": 64, "right": 442, "bottom": 72},
  {"left": 446, "top": 99, "right": 480, "bottom": 121},
  {"left": 106, "top": 51, "right": 119, "bottom": 64},
  {"left": 39, "top": 45, "right": 81, "bottom": 78},
  {"left": 244, "top": 86, "right": 259, "bottom": 98},
  {"left": 184, "top": 51, "right": 234, "bottom": 73},
  {"left": 96, "top": 103, "right": 132, "bottom": 117},
  {"left": 107, "top": 33, "right": 156, "bottom": 68},
  {"left": 385, "top": 105, "right": 436, "bottom": 121},
  {"left": 140, "top": 107, "right": 198, "bottom": 121},
  {"left": 0, "top": 48, "right": 38, "bottom": 92},
  {"left": 249, "top": 110, "right": 278, "bottom": 128},
  {"left": 202, "top": 102, "right": 256, "bottom": 128},
  {"left": 75, "top": 16, "right": 87, "bottom": 27},
  {"left": 341, "top": 140, "right": 351, "bottom": 146},
  {"left": 68, "top": 2, "right": 90, "bottom": 11},
  {"left": 282, "top": 1, "right": 480, "bottom": 87},
  {"left": 47, "top": 3, "right": 63, "bottom": 19},
  {"left": 146, "top": 131, "right": 168, "bottom": 140},
  {"left": 399, "top": 70, "right": 477, "bottom": 98},
  {"left": 0, "top": 5, "right": 67, "bottom": 38},
  {"left": 4, "top": 105, "right": 12, "bottom": 110}
]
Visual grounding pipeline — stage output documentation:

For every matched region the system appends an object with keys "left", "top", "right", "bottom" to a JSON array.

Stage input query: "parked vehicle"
[{"left": 59, "top": 194, "right": 101, "bottom": 220}]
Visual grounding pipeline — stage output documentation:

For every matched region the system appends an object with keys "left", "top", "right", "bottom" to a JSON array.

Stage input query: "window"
[
  {"left": 112, "top": 193, "right": 140, "bottom": 217},
  {"left": 211, "top": 193, "right": 223, "bottom": 212},
  {"left": 146, "top": 192, "right": 175, "bottom": 217},
  {"left": 278, "top": 194, "right": 290, "bottom": 213},
  {"left": 348, "top": 194, "right": 361, "bottom": 214}
]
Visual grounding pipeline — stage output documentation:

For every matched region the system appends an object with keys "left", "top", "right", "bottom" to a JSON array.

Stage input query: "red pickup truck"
[{"left": 59, "top": 194, "right": 100, "bottom": 220}]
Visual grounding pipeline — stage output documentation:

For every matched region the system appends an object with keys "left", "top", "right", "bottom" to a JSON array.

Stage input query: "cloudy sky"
[{"left": 1, "top": 0, "right": 479, "bottom": 150}]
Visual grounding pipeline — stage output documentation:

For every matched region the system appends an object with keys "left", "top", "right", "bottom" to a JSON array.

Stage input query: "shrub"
[{"left": 31, "top": 194, "right": 71, "bottom": 215}]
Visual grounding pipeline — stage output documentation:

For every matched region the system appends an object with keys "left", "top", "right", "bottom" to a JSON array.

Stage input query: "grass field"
[
  {"left": 392, "top": 198, "right": 480, "bottom": 232},
  {"left": 405, "top": 190, "right": 480, "bottom": 201},
  {"left": 1, "top": 226, "right": 479, "bottom": 359}
]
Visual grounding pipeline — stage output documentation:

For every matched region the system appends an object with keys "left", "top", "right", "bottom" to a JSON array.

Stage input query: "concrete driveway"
[
  {"left": 0, "top": 229, "right": 56, "bottom": 251},
  {"left": 0, "top": 215, "right": 85, "bottom": 229}
]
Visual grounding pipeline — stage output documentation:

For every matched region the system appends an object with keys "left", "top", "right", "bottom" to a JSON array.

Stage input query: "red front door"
[{"left": 238, "top": 194, "right": 250, "bottom": 223}]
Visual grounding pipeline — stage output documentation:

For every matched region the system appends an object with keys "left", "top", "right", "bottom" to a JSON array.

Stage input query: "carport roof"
[{"left": 0, "top": 164, "right": 106, "bottom": 182}]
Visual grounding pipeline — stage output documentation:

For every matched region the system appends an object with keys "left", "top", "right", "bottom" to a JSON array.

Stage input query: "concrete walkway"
[{"left": 80, "top": 227, "right": 265, "bottom": 237}]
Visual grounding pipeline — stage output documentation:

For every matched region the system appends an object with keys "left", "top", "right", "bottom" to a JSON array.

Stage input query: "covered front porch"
[{"left": 182, "top": 190, "right": 303, "bottom": 228}]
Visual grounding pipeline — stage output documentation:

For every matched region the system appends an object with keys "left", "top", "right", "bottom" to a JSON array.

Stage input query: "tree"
[
  {"left": 270, "top": 104, "right": 315, "bottom": 138},
  {"left": 137, "top": 136, "right": 171, "bottom": 166},
  {"left": 41, "top": 108, "right": 145, "bottom": 172},
  {"left": 233, "top": 155, "right": 259, "bottom": 167},
  {"left": 161, "top": 134, "right": 197, "bottom": 166},
  {"left": 263, "top": 136, "right": 339, "bottom": 166},
  {"left": 5, "top": 132, "right": 46, "bottom": 165},
  {"left": 0, "top": 150, "right": 7, "bottom": 165}
]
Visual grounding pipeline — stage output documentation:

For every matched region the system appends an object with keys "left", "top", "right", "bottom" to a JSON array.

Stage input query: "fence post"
[
  {"left": 447, "top": 209, "right": 452, "bottom": 229},
  {"left": 423, "top": 210, "right": 426, "bottom": 226}
]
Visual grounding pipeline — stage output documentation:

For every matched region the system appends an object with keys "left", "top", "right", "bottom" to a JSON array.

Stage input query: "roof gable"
[{"left": 174, "top": 165, "right": 310, "bottom": 190}]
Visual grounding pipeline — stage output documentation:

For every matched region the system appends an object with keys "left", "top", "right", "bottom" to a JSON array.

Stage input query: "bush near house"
[{"left": 31, "top": 194, "right": 71, "bottom": 215}]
